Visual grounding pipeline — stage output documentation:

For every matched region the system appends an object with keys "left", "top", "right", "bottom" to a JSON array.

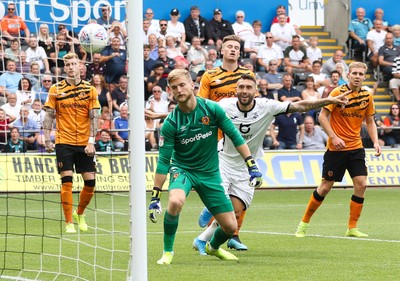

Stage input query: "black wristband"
[{"left": 151, "top": 187, "right": 161, "bottom": 199}]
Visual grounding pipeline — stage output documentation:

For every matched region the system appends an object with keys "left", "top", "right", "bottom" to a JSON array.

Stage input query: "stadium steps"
[{"left": 300, "top": 25, "right": 393, "bottom": 116}]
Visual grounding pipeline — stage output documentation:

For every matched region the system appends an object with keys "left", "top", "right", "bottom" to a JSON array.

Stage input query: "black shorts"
[
  {"left": 55, "top": 144, "right": 96, "bottom": 174},
  {"left": 322, "top": 148, "right": 367, "bottom": 182}
]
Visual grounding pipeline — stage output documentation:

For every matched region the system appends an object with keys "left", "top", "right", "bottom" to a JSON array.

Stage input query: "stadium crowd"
[{"left": 1, "top": 2, "right": 400, "bottom": 152}]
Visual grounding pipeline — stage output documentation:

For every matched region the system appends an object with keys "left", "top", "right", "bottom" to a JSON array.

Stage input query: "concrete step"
[{"left": 302, "top": 31, "right": 331, "bottom": 38}]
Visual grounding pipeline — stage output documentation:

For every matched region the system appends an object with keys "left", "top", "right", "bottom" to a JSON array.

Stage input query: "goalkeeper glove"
[
  {"left": 245, "top": 156, "right": 263, "bottom": 188},
  {"left": 148, "top": 187, "right": 162, "bottom": 223}
]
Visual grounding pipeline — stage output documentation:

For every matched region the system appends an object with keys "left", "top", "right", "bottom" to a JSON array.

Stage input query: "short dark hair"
[
  {"left": 330, "top": 70, "right": 340, "bottom": 77},
  {"left": 312, "top": 60, "right": 322, "bottom": 66},
  {"left": 292, "top": 35, "right": 300, "bottom": 40},
  {"left": 240, "top": 74, "right": 257, "bottom": 84}
]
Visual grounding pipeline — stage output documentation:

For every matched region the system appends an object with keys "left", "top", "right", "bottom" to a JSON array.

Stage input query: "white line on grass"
[{"left": 0, "top": 276, "right": 38, "bottom": 281}]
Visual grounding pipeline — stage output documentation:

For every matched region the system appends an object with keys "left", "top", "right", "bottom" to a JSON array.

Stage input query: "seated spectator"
[
  {"left": 4, "top": 38, "right": 22, "bottom": 62},
  {"left": 143, "top": 18, "right": 157, "bottom": 44},
  {"left": 392, "top": 25, "right": 400, "bottom": 47},
  {"left": 293, "top": 25, "right": 309, "bottom": 47},
  {"left": 35, "top": 74, "right": 52, "bottom": 105},
  {"left": 335, "top": 62, "right": 348, "bottom": 85},
  {"left": 79, "top": 62, "right": 91, "bottom": 81},
  {"left": 95, "top": 129, "right": 115, "bottom": 152},
  {"left": 25, "top": 37, "right": 51, "bottom": 74},
  {"left": 167, "top": 8, "right": 186, "bottom": 47},
  {"left": 144, "top": 8, "right": 159, "bottom": 32},
  {"left": 283, "top": 35, "right": 311, "bottom": 76},
  {"left": 278, "top": 73, "right": 302, "bottom": 102},
  {"left": 91, "top": 74, "right": 111, "bottom": 110},
  {"left": 232, "top": 10, "right": 254, "bottom": 42},
  {"left": 13, "top": 105, "right": 39, "bottom": 150},
  {"left": 271, "top": 14, "right": 296, "bottom": 50},
  {"left": 156, "top": 19, "right": 169, "bottom": 47},
  {"left": 97, "top": 106, "right": 112, "bottom": 137},
  {"left": 25, "top": 62, "right": 41, "bottom": 92},
  {"left": 147, "top": 33, "right": 159, "bottom": 61},
  {"left": 244, "top": 20, "right": 265, "bottom": 63},
  {"left": 271, "top": 5, "right": 290, "bottom": 25},
  {"left": 270, "top": 112, "right": 304, "bottom": 149},
  {"left": 100, "top": 37, "right": 127, "bottom": 85},
  {"left": 187, "top": 37, "right": 208, "bottom": 74},
  {"left": 382, "top": 104, "right": 400, "bottom": 146},
  {"left": 306, "top": 36, "right": 322, "bottom": 65},
  {"left": 111, "top": 75, "right": 128, "bottom": 116},
  {"left": 87, "top": 52, "right": 104, "bottom": 77},
  {"left": 108, "top": 21, "right": 127, "bottom": 49},
  {"left": 378, "top": 32, "right": 400, "bottom": 81},
  {"left": 367, "top": 19, "right": 387, "bottom": 70},
  {"left": 145, "top": 86, "right": 169, "bottom": 124},
  {"left": 0, "top": 108, "right": 15, "bottom": 150},
  {"left": 184, "top": 6, "right": 215, "bottom": 45},
  {"left": 301, "top": 76, "right": 320, "bottom": 119},
  {"left": 37, "top": 23, "right": 53, "bottom": 56},
  {"left": 15, "top": 77, "right": 35, "bottom": 107},
  {"left": 165, "top": 35, "right": 187, "bottom": 60},
  {"left": 28, "top": 99, "right": 45, "bottom": 128},
  {"left": 299, "top": 115, "right": 327, "bottom": 149},
  {"left": 0, "top": 60, "right": 24, "bottom": 99},
  {"left": 111, "top": 103, "right": 129, "bottom": 151},
  {"left": 143, "top": 44, "right": 157, "bottom": 82},
  {"left": 49, "top": 33, "right": 71, "bottom": 79},
  {"left": 258, "top": 79, "right": 274, "bottom": 99},
  {"left": 308, "top": 60, "right": 329, "bottom": 95},
  {"left": 1, "top": 2, "right": 30, "bottom": 45},
  {"left": 16, "top": 51, "right": 31, "bottom": 74},
  {"left": 207, "top": 48, "right": 222, "bottom": 68},
  {"left": 1, "top": 93, "right": 21, "bottom": 121},
  {"left": 209, "top": 8, "right": 234, "bottom": 50},
  {"left": 373, "top": 8, "right": 389, "bottom": 31},
  {"left": 97, "top": 3, "right": 116, "bottom": 30},
  {"left": 156, "top": 46, "right": 175, "bottom": 74},
  {"left": 147, "top": 63, "right": 168, "bottom": 93},
  {"left": 321, "top": 50, "right": 348, "bottom": 75},
  {"left": 3, "top": 127, "right": 27, "bottom": 153},
  {"left": 348, "top": 7, "right": 373, "bottom": 61},
  {"left": 262, "top": 59, "right": 283, "bottom": 97},
  {"left": 196, "top": 60, "right": 214, "bottom": 83},
  {"left": 322, "top": 70, "right": 341, "bottom": 98}
]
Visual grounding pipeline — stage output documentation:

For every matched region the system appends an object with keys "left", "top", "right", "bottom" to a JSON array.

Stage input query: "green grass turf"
[{"left": 1, "top": 188, "right": 400, "bottom": 280}]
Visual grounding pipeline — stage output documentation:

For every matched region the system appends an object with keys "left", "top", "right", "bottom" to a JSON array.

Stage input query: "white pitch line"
[{"left": 0, "top": 276, "right": 38, "bottom": 281}]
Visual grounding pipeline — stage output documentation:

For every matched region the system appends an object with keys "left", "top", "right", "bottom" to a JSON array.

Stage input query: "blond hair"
[
  {"left": 348, "top": 62, "right": 368, "bottom": 72},
  {"left": 167, "top": 69, "right": 192, "bottom": 85},
  {"left": 63, "top": 53, "right": 79, "bottom": 60}
]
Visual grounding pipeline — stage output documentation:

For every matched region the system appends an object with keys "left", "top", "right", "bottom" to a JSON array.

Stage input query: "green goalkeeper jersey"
[{"left": 156, "top": 97, "right": 245, "bottom": 175}]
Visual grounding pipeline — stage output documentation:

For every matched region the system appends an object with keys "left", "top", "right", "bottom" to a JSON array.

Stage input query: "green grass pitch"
[{"left": 1, "top": 188, "right": 400, "bottom": 280}]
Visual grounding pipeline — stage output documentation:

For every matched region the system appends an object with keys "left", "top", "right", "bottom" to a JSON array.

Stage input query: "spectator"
[
  {"left": 187, "top": 37, "right": 208, "bottom": 74},
  {"left": 299, "top": 115, "right": 327, "bottom": 149},
  {"left": 16, "top": 51, "right": 31, "bottom": 74},
  {"left": 244, "top": 20, "right": 265, "bottom": 63},
  {"left": 271, "top": 14, "right": 296, "bottom": 50},
  {"left": 378, "top": 32, "right": 400, "bottom": 81},
  {"left": 3, "top": 127, "right": 26, "bottom": 153},
  {"left": 111, "top": 75, "right": 128, "bottom": 116},
  {"left": 95, "top": 129, "right": 115, "bottom": 152},
  {"left": 25, "top": 37, "right": 51, "bottom": 74},
  {"left": 257, "top": 33, "right": 283, "bottom": 72},
  {"left": 258, "top": 79, "right": 274, "bottom": 99},
  {"left": 35, "top": 74, "right": 52, "bottom": 105},
  {"left": 209, "top": 8, "right": 234, "bottom": 51},
  {"left": 144, "top": 8, "right": 160, "bottom": 32},
  {"left": 196, "top": 60, "right": 214, "bottom": 83},
  {"left": 5, "top": 38, "right": 22, "bottom": 62},
  {"left": 335, "top": 62, "right": 348, "bottom": 85},
  {"left": 392, "top": 25, "right": 400, "bottom": 47},
  {"left": 147, "top": 63, "right": 168, "bottom": 93},
  {"left": 184, "top": 6, "right": 215, "bottom": 45},
  {"left": 100, "top": 37, "right": 127, "bottom": 85},
  {"left": 28, "top": 99, "right": 45, "bottom": 129},
  {"left": 148, "top": 33, "right": 159, "bottom": 61},
  {"left": 97, "top": 106, "right": 112, "bottom": 141},
  {"left": 1, "top": 93, "right": 20, "bottom": 121},
  {"left": 283, "top": 35, "right": 311, "bottom": 76},
  {"left": 348, "top": 7, "right": 373, "bottom": 60},
  {"left": 143, "top": 18, "right": 157, "bottom": 44},
  {"left": 167, "top": 9, "right": 186, "bottom": 46},
  {"left": 15, "top": 77, "right": 35, "bottom": 107},
  {"left": 271, "top": 5, "right": 290, "bottom": 25},
  {"left": 111, "top": 103, "right": 129, "bottom": 151},
  {"left": 143, "top": 44, "right": 157, "bottom": 82},
  {"left": 156, "top": 19, "right": 169, "bottom": 47},
  {"left": 367, "top": 19, "right": 387, "bottom": 70},
  {"left": 108, "top": 21, "right": 127, "bottom": 49},
  {"left": 321, "top": 50, "right": 348, "bottom": 75},
  {"left": 382, "top": 104, "right": 400, "bottom": 146},
  {"left": 87, "top": 52, "right": 104, "bottom": 77},
  {"left": 13, "top": 105, "right": 39, "bottom": 150},
  {"left": 262, "top": 59, "right": 283, "bottom": 97},
  {"left": 79, "top": 62, "right": 91, "bottom": 81},
  {"left": 278, "top": 73, "right": 302, "bottom": 102},
  {"left": 308, "top": 60, "right": 329, "bottom": 95},
  {"left": 49, "top": 33, "right": 72, "bottom": 78},
  {"left": 232, "top": 10, "right": 254, "bottom": 42},
  {"left": 25, "top": 62, "right": 41, "bottom": 92},
  {"left": 306, "top": 36, "right": 322, "bottom": 65},
  {"left": 37, "top": 23, "right": 53, "bottom": 56},
  {"left": 293, "top": 25, "right": 309, "bottom": 47},
  {"left": 373, "top": 8, "right": 389, "bottom": 31},
  {"left": 389, "top": 62, "right": 400, "bottom": 101},
  {"left": 301, "top": 76, "right": 320, "bottom": 119},
  {"left": 270, "top": 112, "right": 304, "bottom": 149},
  {"left": 91, "top": 74, "right": 112, "bottom": 110},
  {"left": 97, "top": 4, "right": 116, "bottom": 30},
  {"left": 165, "top": 35, "right": 187, "bottom": 60},
  {"left": 207, "top": 48, "right": 222, "bottom": 68},
  {"left": 145, "top": 86, "right": 169, "bottom": 127},
  {"left": 0, "top": 108, "right": 15, "bottom": 150},
  {"left": 145, "top": 115, "right": 157, "bottom": 151},
  {"left": 1, "top": 2, "right": 30, "bottom": 45},
  {"left": 322, "top": 70, "right": 341, "bottom": 98},
  {"left": 0, "top": 60, "right": 24, "bottom": 98},
  {"left": 156, "top": 46, "right": 175, "bottom": 74}
]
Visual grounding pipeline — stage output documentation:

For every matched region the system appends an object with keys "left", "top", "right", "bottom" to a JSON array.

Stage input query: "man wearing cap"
[
  {"left": 184, "top": 6, "right": 216, "bottom": 46},
  {"left": 167, "top": 9, "right": 186, "bottom": 45},
  {"left": 209, "top": 8, "right": 234, "bottom": 51}
]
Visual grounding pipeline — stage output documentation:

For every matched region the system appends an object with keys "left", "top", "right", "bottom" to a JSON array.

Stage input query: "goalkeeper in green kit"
[{"left": 148, "top": 69, "right": 262, "bottom": 264}]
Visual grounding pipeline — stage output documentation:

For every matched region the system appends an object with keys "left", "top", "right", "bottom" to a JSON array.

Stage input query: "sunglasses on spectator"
[
  {"left": 236, "top": 16, "right": 243, "bottom": 18},
  {"left": 266, "top": 36, "right": 273, "bottom": 39},
  {"left": 153, "top": 90, "right": 161, "bottom": 93},
  {"left": 43, "top": 80, "right": 52, "bottom": 82},
  {"left": 269, "top": 63, "right": 277, "bottom": 66},
  {"left": 102, "top": 9, "right": 108, "bottom": 12},
  {"left": 8, "top": 8, "right": 15, "bottom": 11},
  {"left": 146, "top": 12, "right": 153, "bottom": 14},
  {"left": 160, "top": 24, "right": 167, "bottom": 26}
]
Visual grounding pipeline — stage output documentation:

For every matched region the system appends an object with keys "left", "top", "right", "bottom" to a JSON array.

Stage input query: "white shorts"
[
  {"left": 219, "top": 157, "right": 254, "bottom": 209},
  {"left": 389, "top": 78, "right": 400, "bottom": 90}
]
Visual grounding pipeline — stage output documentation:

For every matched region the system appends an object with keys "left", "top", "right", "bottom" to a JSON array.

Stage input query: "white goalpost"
[{"left": 0, "top": 0, "right": 147, "bottom": 280}]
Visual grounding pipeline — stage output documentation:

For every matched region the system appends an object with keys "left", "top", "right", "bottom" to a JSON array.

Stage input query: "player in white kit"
[{"left": 192, "top": 74, "right": 350, "bottom": 254}]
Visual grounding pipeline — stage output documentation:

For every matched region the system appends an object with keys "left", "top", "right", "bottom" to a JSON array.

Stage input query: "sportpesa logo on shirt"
[
  {"left": 60, "top": 103, "right": 88, "bottom": 109},
  {"left": 181, "top": 131, "right": 213, "bottom": 145}
]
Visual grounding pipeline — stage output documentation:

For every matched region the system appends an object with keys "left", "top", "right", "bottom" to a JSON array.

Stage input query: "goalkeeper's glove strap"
[{"left": 151, "top": 187, "right": 161, "bottom": 199}]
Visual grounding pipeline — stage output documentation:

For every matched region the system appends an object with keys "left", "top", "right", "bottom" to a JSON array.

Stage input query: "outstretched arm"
[{"left": 288, "top": 90, "right": 350, "bottom": 113}]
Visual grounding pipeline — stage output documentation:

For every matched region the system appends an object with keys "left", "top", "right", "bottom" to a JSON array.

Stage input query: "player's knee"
[
  {"left": 221, "top": 220, "right": 237, "bottom": 235},
  {"left": 168, "top": 197, "right": 184, "bottom": 213}
]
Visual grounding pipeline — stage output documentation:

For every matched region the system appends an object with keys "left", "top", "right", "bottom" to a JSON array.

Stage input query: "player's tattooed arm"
[
  {"left": 89, "top": 108, "right": 99, "bottom": 138},
  {"left": 43, "top": 108, "right": 55, "bottom": 141},
  {"left": 288, "top": 90, "right": 350, "bottom": 113}
]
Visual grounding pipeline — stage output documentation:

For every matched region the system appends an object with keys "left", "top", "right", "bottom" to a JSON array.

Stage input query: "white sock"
[{"left": 198, "top": 220, "right": 218, "bottom": 242}]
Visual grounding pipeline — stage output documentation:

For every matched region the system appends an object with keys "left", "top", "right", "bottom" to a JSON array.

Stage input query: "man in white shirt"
[
  {"left": 270, "top": 14, "right": 296, "bottom": 50},
  {"left": 25, "top": 37, "right": 50, "bottom": 73},
  {"left": 232, "top": 10, "right": 253, "bottom": 42},
  {"left": 257, "top": 32, "right": 283, "bottom": 71},
  {"left": 366, "top": 19, "right": 387, "bottom": 69},
  {"left": 244, "top": 20, "right": 265, "bottom": 63}
]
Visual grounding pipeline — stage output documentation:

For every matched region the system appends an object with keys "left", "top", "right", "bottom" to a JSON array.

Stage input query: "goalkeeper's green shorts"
[{"left": 168, "top": 166, "right": 233, "bottom": 216}]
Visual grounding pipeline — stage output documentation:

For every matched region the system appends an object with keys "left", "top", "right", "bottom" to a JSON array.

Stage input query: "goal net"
[{"left": 0, "top": 0, "right": 131, "bottom": 280}]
